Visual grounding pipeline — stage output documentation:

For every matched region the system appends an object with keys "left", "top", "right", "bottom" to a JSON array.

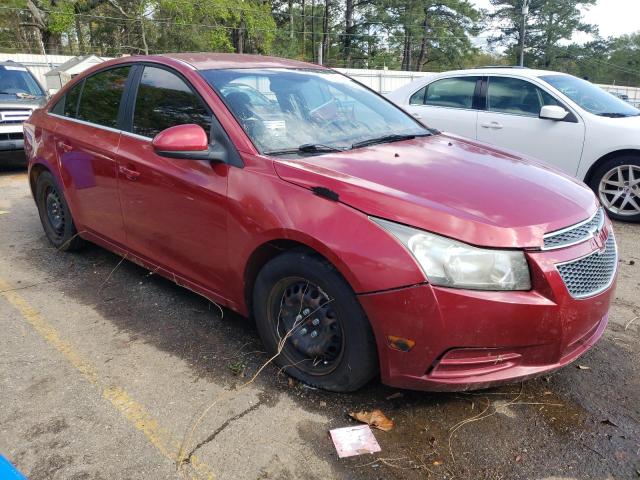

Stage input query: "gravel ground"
[{"left": 0, "top": 166, "right": 638, "bottom": 480}]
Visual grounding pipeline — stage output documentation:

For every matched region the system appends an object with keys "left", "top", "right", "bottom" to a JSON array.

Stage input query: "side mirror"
[
  {"left": 539, "top": 105, "right": 569, "bottom": 121},
  {"left": 152, "top": 124, "right": 225, "bottom": 162}
]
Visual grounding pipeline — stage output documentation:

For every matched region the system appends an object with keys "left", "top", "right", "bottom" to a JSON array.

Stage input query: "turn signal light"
[{"left": 387, "top": 335, "right": 416, "bottom": 352}]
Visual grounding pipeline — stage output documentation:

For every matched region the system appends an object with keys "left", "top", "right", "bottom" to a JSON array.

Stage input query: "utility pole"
[{"left": 519, "top": 0, "right": 529, "bottom": 67}]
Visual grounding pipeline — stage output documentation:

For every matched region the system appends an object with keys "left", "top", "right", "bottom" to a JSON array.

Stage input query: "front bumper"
[
  {"left": 0, "top": 124, "right": 25, "bottom": 154},
  {"left": 358, "top": 226, "right": 617, "bottom": 392}
]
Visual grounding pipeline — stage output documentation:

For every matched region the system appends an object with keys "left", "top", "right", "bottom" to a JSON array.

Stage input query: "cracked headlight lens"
[{"left": 372, "top": 217, "right": 531, "bottom": 291}]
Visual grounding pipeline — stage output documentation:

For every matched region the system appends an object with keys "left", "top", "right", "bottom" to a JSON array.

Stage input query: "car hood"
[
  {"left": 0, "top": 95, "right": 46, "bottom": 110},
  {"left": 272, "top": 134, "right": 598, "bottom": 249}
]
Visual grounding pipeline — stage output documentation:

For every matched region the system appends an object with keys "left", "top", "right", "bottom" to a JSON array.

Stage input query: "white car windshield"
[
  {"left": 0, "top": 65, "right": 44, "bottom": 97},
  {"left": 201, "top": 68, "right": 430, "bottom": 155},
  {"left": 541, "top": 74, "right": 640, "bottom": 118}
]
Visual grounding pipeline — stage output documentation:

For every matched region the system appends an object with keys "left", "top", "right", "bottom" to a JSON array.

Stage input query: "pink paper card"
[{"left": 329, "top": 424, "right": 382, "bottom": 458}]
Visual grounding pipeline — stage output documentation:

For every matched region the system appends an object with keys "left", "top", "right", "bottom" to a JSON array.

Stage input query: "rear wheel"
[
  {"left": 35, "top": 171, "right": 84, "bottom": 251},
  {"left": 589, "top": 155, "right": 640, "bottom": 222},
  {"left": 253, "top": 251, "right": 378, "bottom": 392}
]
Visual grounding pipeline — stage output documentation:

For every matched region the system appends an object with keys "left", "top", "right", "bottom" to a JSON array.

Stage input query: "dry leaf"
[
  {"left": 349, "top": 409, "right": 394, "bottom": 431},
  {"left": 433, "top": 460, "right": 443, "bottom": 466},
  {"left": 385, "top": 392, "right": 404, "bottom": 400},
  {"left": 577, "top": 365, "right": 591, "bottom": 370}
]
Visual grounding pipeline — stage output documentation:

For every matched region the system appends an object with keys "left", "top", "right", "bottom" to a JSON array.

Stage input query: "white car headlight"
[{"left": 372, "top": 217, "right": 531, "bottom": 291}]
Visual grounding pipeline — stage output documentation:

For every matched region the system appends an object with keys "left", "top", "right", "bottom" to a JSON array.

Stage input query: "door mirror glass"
[
  {"left": 152, "top": 124, "right": 213, "bottom": 160},
  {"left": 540, "top": 105, "right": 569, "bottom": 121}
]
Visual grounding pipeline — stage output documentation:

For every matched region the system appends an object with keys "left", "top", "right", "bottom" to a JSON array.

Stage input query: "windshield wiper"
[
  {"left": 597, "top": 112, "right": 638, "bottom": 118},
  {"left": 265, "top": 143, "right": 347, "bottom": 156},
  {"left": 351, "top": 133, "right": 429, "bottom": 149}
]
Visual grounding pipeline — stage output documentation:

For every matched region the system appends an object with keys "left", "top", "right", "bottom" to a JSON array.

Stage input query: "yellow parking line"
[{"left": 0, "top": 279, "right": 215, "bottom": 480}]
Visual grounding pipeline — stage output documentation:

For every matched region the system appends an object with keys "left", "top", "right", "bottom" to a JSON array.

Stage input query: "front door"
[
  {"left": 476, "top": 76, "right": 586, "bottom": 175},
  {"left": 115, "top": 65, "right": 229, "bottom": 295},
  {"left": 52, "top": 66, "right": 132, "bottom": 245}
]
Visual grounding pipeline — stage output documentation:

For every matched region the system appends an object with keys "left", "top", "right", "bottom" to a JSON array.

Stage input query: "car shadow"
[{"left": 11, "top": 222, "right": 640, "bottom": 480}]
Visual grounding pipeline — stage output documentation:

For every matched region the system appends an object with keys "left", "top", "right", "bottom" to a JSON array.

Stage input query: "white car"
[{"left": 386, "top": 67, "right": 640, "bottom": 221}]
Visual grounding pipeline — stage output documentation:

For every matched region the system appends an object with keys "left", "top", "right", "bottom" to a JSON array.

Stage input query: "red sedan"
[{"left": 23, "top": 54, "right": 617, "bottom": 392}]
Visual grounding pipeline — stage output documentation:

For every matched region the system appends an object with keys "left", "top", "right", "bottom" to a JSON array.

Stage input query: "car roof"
[
  {"left": 430, "top": 67, "right": 566, "bottom": 78},
  {"left": 0, "top": 60, "right": 28, "bottom": 68},
  {"left": 160, "top": 53, "right": 325, "bottom": 71}
]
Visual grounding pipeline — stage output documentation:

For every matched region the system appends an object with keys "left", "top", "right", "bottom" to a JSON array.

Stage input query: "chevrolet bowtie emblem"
[{"left": 593, "top": 229, "right": 605, "bottom": 253}]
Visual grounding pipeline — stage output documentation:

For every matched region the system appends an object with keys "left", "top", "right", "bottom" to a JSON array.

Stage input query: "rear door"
[
  {"left": 403, "top": 75, "right": 481, "bottom": 139},
  {"left": 115, "top": 64, "right": 230, "bottom": 294},
  {"left": 50, "top": 65, "right": 132, "bottom": 245},
  {"left": 476, "top": 76, "right": 585, "bottom": 174}
]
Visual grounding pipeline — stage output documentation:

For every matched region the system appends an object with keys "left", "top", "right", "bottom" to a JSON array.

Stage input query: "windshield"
[
  {"left": 0, "top": 65, "right": 44, "bottom": 97},
  {"left": 201, "top": 68, "right": 429, "bottom": 154},
  {"left": 541, "top": 74, "right": 639, "bottom": 117}
]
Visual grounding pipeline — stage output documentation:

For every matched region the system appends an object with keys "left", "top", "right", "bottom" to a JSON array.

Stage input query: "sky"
[{"left": 472, "top": 0, "right": 640, "bottom": 45}]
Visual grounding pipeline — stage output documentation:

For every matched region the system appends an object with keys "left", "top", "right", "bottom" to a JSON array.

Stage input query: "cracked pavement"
[{"left": 1, "top": 166, "right": 639, "bottom": 479}]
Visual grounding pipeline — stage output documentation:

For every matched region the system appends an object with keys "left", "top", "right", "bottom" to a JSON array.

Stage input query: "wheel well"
[
  {"left": 29, "top": 163, "right": 49, "bottom": 197},
  {"left": 243, "top": 240, "right": 333, "bottom": 317},
  {"left": 584, "top": 149, "right": 640, "bottom": 186}
]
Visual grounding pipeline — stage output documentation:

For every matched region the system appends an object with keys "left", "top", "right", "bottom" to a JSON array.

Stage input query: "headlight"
[{"left": 372, "top": 217, "right": 531, "bottom": 291}]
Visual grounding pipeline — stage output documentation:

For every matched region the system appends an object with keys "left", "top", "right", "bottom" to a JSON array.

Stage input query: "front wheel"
[
  {"left": 589, "top": 156, "right": 640, "bottom": 222},
  {"left": 253, "top": 251, "right": 378, "bottom": 392}
]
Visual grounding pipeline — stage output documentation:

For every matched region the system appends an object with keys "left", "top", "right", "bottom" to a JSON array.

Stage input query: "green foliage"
[
  {"left": 48, "top": 1, "right": 76, "bottom": 34},
  {"left": 0, "top": 0, "right": 638, "bottom": 86}
]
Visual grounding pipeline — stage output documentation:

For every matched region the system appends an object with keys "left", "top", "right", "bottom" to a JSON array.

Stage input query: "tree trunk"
[
  {"left": 344, "top": 0, "right": 353, "bottom": 67},
  {"left": 322, "top": 0, "right": 330, "bottom": 62},
  {"left": 311, "top": 0, "right": 316, "bottom": 62},
  {"left": 140, "top": 17, "right": 149, "bottom": 55},
  {"left": 75, "top": 13, "right": 85, "bottom": 54},
  {"left": 415, "top": 15, "right": 429, "bottom": 71},
  {"left": 288, "top": 0, "right": 294, "bottom": 39},
  {"left": 301, "top": 0, "right": 306, "bottom": 58},
  {"left": 401, "top": 31, "right": 412, "bottom": 71}
]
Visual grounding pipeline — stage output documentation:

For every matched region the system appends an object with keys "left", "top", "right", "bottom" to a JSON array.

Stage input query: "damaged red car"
[{"left": 24, "top": 54, "right": 618, "bottom": 392}]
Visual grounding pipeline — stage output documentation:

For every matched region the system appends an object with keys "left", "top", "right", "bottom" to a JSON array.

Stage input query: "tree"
[
  {"left": 488, "top": 0, "right": 597, "bottom": 68},
  {"left": 369, "top": 0, "right": 480, "bottom": 71}
]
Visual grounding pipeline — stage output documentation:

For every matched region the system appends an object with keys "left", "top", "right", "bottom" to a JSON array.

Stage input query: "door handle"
[
  {"left": 59, "top": 142, "right": 73, "bottom": 153},
  {"left": 481, "top": 122, "right": 503, "bottom": 130},
  {"left": 411, "top": 112, "right": 422, "bottom": 119},
  {"left": 119, "top": 165, "right": 141, "bottom": 181}
]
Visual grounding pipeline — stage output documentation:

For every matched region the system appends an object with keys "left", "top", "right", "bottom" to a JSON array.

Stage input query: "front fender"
[{"left": 225, "top": 163, "right": 426, "bottom": 312}]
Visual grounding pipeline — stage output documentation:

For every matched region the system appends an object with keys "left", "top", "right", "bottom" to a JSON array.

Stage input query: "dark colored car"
[
  {"left": 0, "top": 61, "right": 47, "bottom": 163},
  {"left": 24, "top": 54, "right": 617, "bottom": 392}
]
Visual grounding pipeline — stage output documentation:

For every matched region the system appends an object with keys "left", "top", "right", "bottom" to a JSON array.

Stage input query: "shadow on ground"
[{"left": 6, "top": 167, "right": 640, "bottom": 480}]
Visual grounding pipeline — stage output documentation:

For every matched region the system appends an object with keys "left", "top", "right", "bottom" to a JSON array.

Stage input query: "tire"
[
  {"left": 35, "top": 171, "right": 84, "bottom": 251},
  {"left": 253, "top": 251, "right": 378, "bottom": 392},
  {"left": 588, "top": 155, "right": 640, "bottom": 222}
]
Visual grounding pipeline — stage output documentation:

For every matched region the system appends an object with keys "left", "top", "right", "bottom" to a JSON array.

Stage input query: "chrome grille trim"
[
  {"left": 0, "top": 109, "right": 32, "bottom": 124},
  {"left": 555, "top": 233, "right": 617, "bottom": 299},
  {"left": 543, "top": 208, "right": 605, "bottom": 250}
]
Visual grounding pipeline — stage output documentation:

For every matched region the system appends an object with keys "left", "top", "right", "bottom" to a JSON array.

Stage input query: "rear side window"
[
  {"left": 409, "top": 86, "right": 427, "bottom": 105},
  {"left": 425, "top": 77, "right": 479, "bottom": 109},
  {"left": 132, "top": 66, "right": 211, "bottom": 139},
  {"left": 59, "top": 82, "right": 83, "bottom": 118},
  {"left": 487, "top": 76, "right": 561, "bottom": 117},
  {"left": 77, "top": 66, "right": 130, "bottom": 128}
]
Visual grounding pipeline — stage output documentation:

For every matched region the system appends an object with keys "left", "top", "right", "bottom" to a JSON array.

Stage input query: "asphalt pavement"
[{"left": 1, "top": 166, "right": 639, "bottom": 480}]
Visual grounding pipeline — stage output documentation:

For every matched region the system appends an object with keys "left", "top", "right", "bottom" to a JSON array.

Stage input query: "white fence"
[
  {"left": 2, "top": 52, "right": 639, "bottom": 104},
  {"left": 335, "top": 68, "right": 432, "bottom": 94}
]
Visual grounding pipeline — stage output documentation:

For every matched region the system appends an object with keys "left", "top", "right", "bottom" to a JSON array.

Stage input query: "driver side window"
[
  {"left": 487, "top": 77, "right": 561, "bottom": 117},
  {"left": 132, "top": 66, "right": 211, "bottom": 139}
]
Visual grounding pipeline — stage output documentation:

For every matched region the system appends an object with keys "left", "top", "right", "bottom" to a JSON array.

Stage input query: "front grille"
[
  {"left": 0, "top": 132, "right": 23, "bottom": 141},
  {"left": 543, "top": 208, "right": 605, "bottom": 250},
  {"left": 556, "top": 233, "right": 617, "bottom": 299},
  {"left": 0, "top": 109, "right": 31, "bottom": 124}
]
